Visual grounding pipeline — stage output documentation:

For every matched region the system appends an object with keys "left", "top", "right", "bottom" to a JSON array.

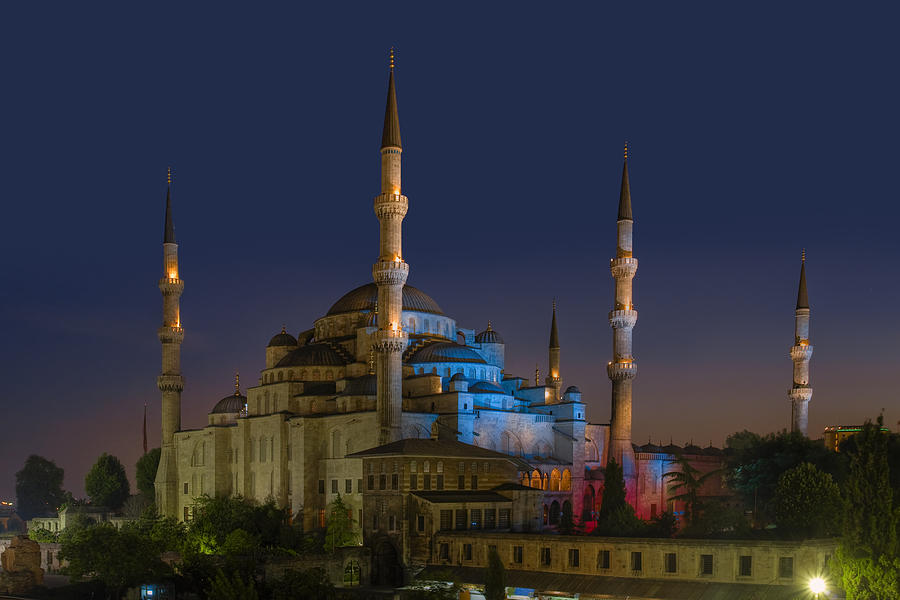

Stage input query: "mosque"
[{"left": 153, "top": 57, "right": 812, "bottom": 540}]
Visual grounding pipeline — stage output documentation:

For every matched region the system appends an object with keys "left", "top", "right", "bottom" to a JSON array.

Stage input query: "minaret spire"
[
  {"left": 155, "top": 167, "right": 185, "bottom": 518},
  {"left": 546, "top": 300, "right": 561, "bottom": 402},
  {"left": 608, "top": 147, "right": 638, "bottom": 504},
  {"left": 789, "top": 251, "right": 813, "bottom": 435},
  {"left": 373, "top": 54, "right": 410, "bottom": 445}
]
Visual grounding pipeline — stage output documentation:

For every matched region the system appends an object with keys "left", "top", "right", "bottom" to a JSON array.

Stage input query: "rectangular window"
[
  {"left": 700, "top": 554, "right": 714, "bottom": 575},
  {"left": 436, "top": 474, "right": 444, "bottom": 490},
  {"left": 439, "top": 543, "right": 450, "bottom": 560},
  {"left": 417, "top": 515, "right": 425, "bottom": 532},
  {"left": 389, "top": 515, "right": 396, "bottom": 531},
  {"left": 513, "top": 546, "right": 524, "bottom": 564},
  {"left": 318, "top": 509, "right": 326, "bottom": 528},
  {"left": 367, "top": 474, "right": 375, "bottom": 490},
  {"left": 424, "top": 475, "right": 431, "bottom": 491},
  {"left": 470, "top": 509, "right": 482, "bottom": 529},
  {"left": 391, "top": 473, "right": 399, "bottom": 490},
  {"left": 499, "top": 508, "right": 511, "bottom": 529},
  {"left": 183, "top": 506, "right": 189, "bottom": 521},
  {"left": 410, "top": 474, "right": 418, "bottom": 490},
  {"left": 331, "top": 479, "right": 338, "bottom": 494},
  {"left": 739, "top": 555, "right": 752, "bottom": 577},
  {"left": 598, "top": 549, "right": 610, "bottom": 570},
  {"left": 345, "top": 479, "right": 352, "bottom": 494},
  {"left": 540, "top": 547, "right": 551, "bottom": 566},
  {"left": 440, "top": 510, "right": 452, "bottom": 531},
  {"left": 778, "top": 557, "right": 793, "bottom": 579},
  {"left": 484, "top": 509, "right": 496, "bottom": 529},
  {"left": 379, "top": 474, "right": 386, "bottom": 490},
  {"left": 631, "top": 551, "right": 642, "bottom": 572},
  {"left": 458, "top": 475, "right": 465, "bottom": 489},
  {"left": 357, "top": 478, "right": 363, "bottom": 493},
  {"left": 664, "top": 552, "right": 677, "bottom": 573},
  {"left": 471, "top": 474, "right": 478, "bottom": 489},
  {"left": 455, "top": 509, "right": 467, "bottom": 530},
  {"left": 568, "top": 548, "right": 580, "bottom": 568},
  {"left": 183, "top": 482, "right": 189, "bottom": 495},
  {"left": 463, "top": 543, "right": 473, "bottom": 561},
  {"left": 318, "top": 479, "right": 325, "bottom": 494}
]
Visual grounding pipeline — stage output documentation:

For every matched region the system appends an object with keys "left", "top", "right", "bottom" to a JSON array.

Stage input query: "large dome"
[
  {"left": 327, "top": 283, "right": 444, "bottom": 316},
  {"left": 211, "top": 393, "right": 246, "bottom": 415},
  {"left": 408, "top": 342, "right": 486, "bottom": 364}
]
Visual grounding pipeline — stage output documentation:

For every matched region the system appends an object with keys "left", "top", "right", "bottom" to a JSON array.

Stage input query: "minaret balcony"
[
  {"left": 157, "top": 374, "right": 184, "bottom": 392},
  {"left": 158, "top": 277, "right": 184, "bottom": 295},
  {"left": 157, "top": 325, "right": 185, "bottom": 344},
  {"left": 790, "top": 344, "right": 814, "bottom": 361},
  {"left": 373, "top": 327, "right": 408, "bottom": 354},
  {"left": 608, "top": 309, "right": 638, "bottom": 329},
  {"left": 788, "top": 386, "right": 813, "bottom": 402},
  {"left": 607, "top": 360, "right": 637, "bottom": 380},
  {"left": 373, "top": 193, "right": 408, "bottom": 219},
  {"left": 372, "top": 259, "right": 410, "bottom": 286},
  {"left": 610, "top": 257, "right": 638, "bottom": 279}
]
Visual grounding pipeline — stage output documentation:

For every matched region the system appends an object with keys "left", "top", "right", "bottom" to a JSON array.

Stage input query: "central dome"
[{"left": 327, "top": 283, "right": 444, "bottom": 316}]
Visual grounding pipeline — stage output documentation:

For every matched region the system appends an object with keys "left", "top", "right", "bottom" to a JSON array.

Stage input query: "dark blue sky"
[{"left": 2, "top": 2, "right": 898, "bottom": 501}]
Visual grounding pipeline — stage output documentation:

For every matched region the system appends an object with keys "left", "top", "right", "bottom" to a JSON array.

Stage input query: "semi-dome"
[
  {"left": 211, "top": 393, "right": 246, "bottom": 414},
  {"left": 408, "top": 342, "right": 486, "bottom": 364},
  {"left": 450, "top": 372, "right": 466, "bottom": 381},
  {"left": 327, "top": 283, "right": 444, "bottom": 316},
  {"left": 565, "top": 385, "right": 581, "bottom": 394},
  {"left": 475, "top": 323, "right": 503, "bottom": 344},
  {"left": 268, "top": 327, "right": 298, "bottom": 348},
  {"left": 469, "top": 381, "right": 505, "bottom": 394},
  {"left": 339, "top": 374, "right": 377, "bottom": 396},
  {"left": 276, "top": 343, "right": 346, "bottom": 367}
]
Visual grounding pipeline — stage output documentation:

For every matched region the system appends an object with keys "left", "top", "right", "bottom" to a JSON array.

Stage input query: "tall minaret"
[
  {"left": 373, "top": 49, "right": 410, "bottom": 445},
  {"left": 545, "top": 301, "right": 561, "bottom": 402},
  {"left": 154, "top": 167, "right": 185, "bottom": 518},
  {"left": 607, "top": 145, "right": 637, "bottom": 492},
  {"left": 789, "top": 251, "right": 813, "bottom": 436}
]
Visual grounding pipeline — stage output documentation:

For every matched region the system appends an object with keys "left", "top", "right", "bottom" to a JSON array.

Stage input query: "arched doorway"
[
  {"left": 372, "top": 540, "right": 401, "bottom": 587},
  {"left": 343, "top": 560, "right": 361, "bottom": 587},
  {"left": 549, "top": 501, "right": 560, "bottom": 525}
]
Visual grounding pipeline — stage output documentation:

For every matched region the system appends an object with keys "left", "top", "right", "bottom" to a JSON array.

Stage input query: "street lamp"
[{"left": 809, "top": 577, "right": 826, "bottom": 598}]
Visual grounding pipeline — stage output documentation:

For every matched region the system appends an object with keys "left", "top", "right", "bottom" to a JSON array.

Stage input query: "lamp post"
[{"left": 809, "top": 577, "right": 826, "bottom": 599}]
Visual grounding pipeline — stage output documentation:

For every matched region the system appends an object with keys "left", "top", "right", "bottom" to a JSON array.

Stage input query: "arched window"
[
  {"left": 549, "top": 501, "right": 561, "bottom": 525},
  {"left": 343, "top": 561, "right": 361, "bottom": 587},
  {"left": 530, "top": 470, "right": 542, "bottom": 489},
  {"left": 424, "top": 319, "right": 431, "bottom": 332},
  {"left": 550, "top": 468, "right": 561, "bottom": 491},
  {"left": 278, "top": 371, "right": 284, "bottom": 381},
  {"left": 408, "top": 317, "right": 416, "bottom": 333},
  {"left": 561, "top": 469, "right": 571, "bottom": 491},
  {"left": 325, "top": 370, "right": 333, "bottom": 380}
]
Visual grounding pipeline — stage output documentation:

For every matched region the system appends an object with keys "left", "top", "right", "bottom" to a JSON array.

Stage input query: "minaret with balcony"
[
  {"left": 607, "top": 147, "right": 638, "bottom": 493},
  {"left": 154, "top": 168, "right": 185, "bottom": 518},
  {"left": 545, "top": 301, "right": 562, "bottom": 403},
  {"left": 373, "top": 51, "right": 410, "bottom": 445},
  {"left": 789, "top": 251, "right": 813, "bottom": 436}
]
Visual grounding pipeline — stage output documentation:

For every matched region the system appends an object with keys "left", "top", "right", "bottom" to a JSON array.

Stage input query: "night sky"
[{"left": 2, "top": 3, "right": 898, "bottom": 502}]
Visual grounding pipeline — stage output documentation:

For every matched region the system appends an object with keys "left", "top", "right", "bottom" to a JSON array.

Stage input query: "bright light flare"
[{"left": 809, "top": 577, "right": 826, "bottom": 595}]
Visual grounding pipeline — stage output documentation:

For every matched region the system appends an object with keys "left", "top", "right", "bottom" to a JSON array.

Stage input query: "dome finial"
[
  {"left": 487, "top": 320, "right": 492, "bottom": 331},
  {"left": 281, "top": 324, "right": 286, "bottom": 334},
  {"left": 234, "top": 371, "right": 240, "bottom": 395}
]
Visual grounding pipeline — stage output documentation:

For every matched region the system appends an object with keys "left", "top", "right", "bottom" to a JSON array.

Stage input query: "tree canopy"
[
  {"left": 15, "top": 454, "right": 67, "bottom": 520},
  {"left": 135, "top": 447, "right": 161, "bottom": 498},
  {"left": 773, "top": 462, "right": 841, "bottom": 538},
  {"left": 324, "top": 493, "right": 357, "bottom": 552},
  {"left": 594, "top": 458, "right": 644, "bottom": 536},
  {"left": 85, "top": 453, "right": 130, "bottom": 509}
]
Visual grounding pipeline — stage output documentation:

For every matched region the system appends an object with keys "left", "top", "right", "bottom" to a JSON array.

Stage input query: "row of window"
[
  {"left": 437, "top": 508, "right": 510, "bottom": 531},
  {"left": 368, "top": 460, "right": 492, "bottom": 474},
  {"left": 319, "top": 478, "right": 364, "bottom": 495},
  {"left": 364, "top": 472, "right": 481, "bottom": 492},
  {"left": 263, "top": 368, "right": 336, "bottom": 384}
]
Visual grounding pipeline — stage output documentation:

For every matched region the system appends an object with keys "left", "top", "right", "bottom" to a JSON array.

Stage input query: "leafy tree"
[
  {"left": 188, "top": 494, "right": 292, "bottom": 555},
  {"left": 28, "top": 527, "right": 59, "bottom": 543},
  {"left": 60, "top": 522, "right": 170, "bottom": 598},
  {"left": 15, "top": 455, "right": 67, "bottom": 519},
  {"left": 595, "top": 458, "right": 643, "bottom": 536},
  {"left": 687, "top": 499, "right": 750, "bottom": 538},
  {"left": 269, "top": 568, "right": 335, "bottom": 600},
  {"left": 484, "top": 546, "right": 507, "bottom": 600},
  {"left": 135, "top": 448, "right": 161, "bottom": 498},
  {"left": 207, "top": 569, "right": 259, "bottom": 600},
  {"left": 663, "top": 453, "right": 722, "bottom": 529},
  {"left": 724, "top": 429, "right": 841, "bottom": 526},
  {"left": 835, "top": 417, "right": 900, "bottom": 599},
  {"left": 324, "top": 493, "right": 357, "bottom": 552},
  {"left": 773, "top": 462, "right": 841, "bottom": 538},
  {"left": 85, "top": 453, "right": 130, "bottom": 510}
]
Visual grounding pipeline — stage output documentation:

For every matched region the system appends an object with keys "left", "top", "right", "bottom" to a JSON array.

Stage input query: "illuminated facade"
[{"left": 789, "top": 252, "right": 813, "bottom": 436}]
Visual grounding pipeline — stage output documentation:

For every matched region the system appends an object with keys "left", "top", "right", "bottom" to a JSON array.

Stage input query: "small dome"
[
  {"left": 268, "top": 327, "right": 298, "bottom": 348},
  {"left": 339, "top": 374, "right": 377, "bottom": 396},
  {"left": 328, "top": 283, "right": 444, "bottom": 316},
  {"left": 475, "top": 323, "right": 503, "bottom": 344},
  {"left": 469, "top": 381, "right": 505, "bottom": 394},
  {"left": 450, "top": 372, "right": 466, "bottom": 381},
  {"left": 211, "top": 393, "right": 246, "bottom": 415},
  {"left": 408, "top": 342, "right": 487, "bottom": 365},
  {"left": 276, "top": 343, "right": 346, "bottom": 367},
  {"left": 564, "top": 385, "right": 581, "bottom": 394}
]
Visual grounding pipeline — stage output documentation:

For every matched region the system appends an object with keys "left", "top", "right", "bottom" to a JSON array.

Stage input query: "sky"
[{"left": 1, "top": 2, "right": 898, "bottom": 502}]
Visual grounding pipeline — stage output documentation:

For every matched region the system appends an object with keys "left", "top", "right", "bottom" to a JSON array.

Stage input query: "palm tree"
[{"left": 663, "top": 453, "right": 722, "bottom": 528}]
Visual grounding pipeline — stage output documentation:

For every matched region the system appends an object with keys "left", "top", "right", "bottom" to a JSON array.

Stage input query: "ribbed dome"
[
  {"left": 276, "top": 343, "right": 346, "bottom": 367},
  {"left": 268, "top": 328, "right": 298, "bottom": 348},
  {"left": 327, "top": 283, "right": 444, "bottom": 316},
  {"left": 475, "top": 323, "right": 503, "bottom": 344},
  {"left": 408, "top": 342, "right": 486, "bottom": 364},
  {"left": 469, "top": 381, "right": 505, "bottom": 394},
  {"left": 211, "top": 393, "right": 246, "bottom": 414},
  {"left": 565, "top": 385, "right": 581, "bottom": 394}
]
